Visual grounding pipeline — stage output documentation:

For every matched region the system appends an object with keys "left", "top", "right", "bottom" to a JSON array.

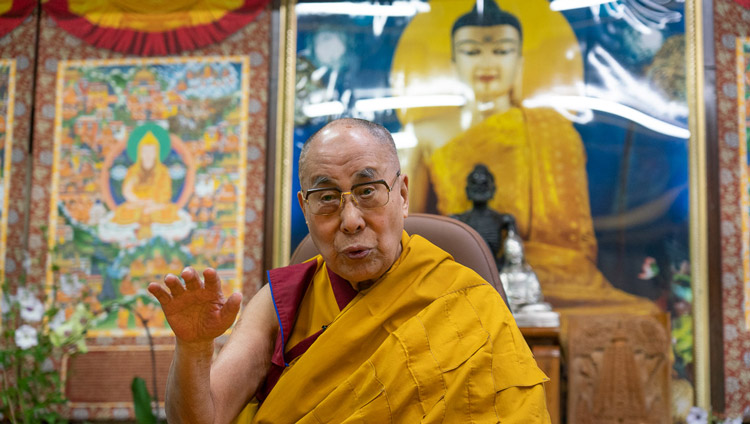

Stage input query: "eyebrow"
[
  {"left": 309, "top": 175, "right": 334, "bottom": 188},
  {"left": 354, "top": 168, "right": 377, "bottom": 180}
]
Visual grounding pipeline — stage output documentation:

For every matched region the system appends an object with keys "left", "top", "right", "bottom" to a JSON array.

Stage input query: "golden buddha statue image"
[
  {"left": 403, "top": 0, "right": 659, "bottom": 322},
  {"left": 98, "top": 123, "right": 194, "bottom": 245}
]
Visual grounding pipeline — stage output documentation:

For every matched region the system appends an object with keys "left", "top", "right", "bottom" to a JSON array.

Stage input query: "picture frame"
[
  {"left": 0, "top": 59, "right": 16, "bottom": 283},
  {"left": 46, "top": 56, "right": 250, "bottom": 337},
  {"left": 271, "top": 0, "right": 709, "bottom": 410}
]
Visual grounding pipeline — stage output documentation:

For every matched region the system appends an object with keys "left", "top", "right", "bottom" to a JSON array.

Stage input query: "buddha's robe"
[
  {"left": 112, "top": 163, "right": 179, "bottom": 226},
  {"left": 243, "top": 231, "right": 550, "bottom": 423},
  {"left": 428, "top": 107, "right": 659, "bottom": 319}
]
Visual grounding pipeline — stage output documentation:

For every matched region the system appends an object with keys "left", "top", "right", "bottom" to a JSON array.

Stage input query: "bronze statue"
[{"left": 451, "top": 164, "right": 515, "bottom": 270}]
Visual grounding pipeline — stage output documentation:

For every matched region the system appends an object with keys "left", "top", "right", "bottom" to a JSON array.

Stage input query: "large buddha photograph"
[
  {"left": 48, "top": 57, "right": 249, "bottom": 336},
  {"left": 290, "top": 0, "right": 694, "bottom": 409}
]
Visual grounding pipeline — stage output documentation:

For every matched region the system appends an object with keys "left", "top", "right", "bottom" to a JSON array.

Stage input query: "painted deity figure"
[
  {"left": 409, "top": 0, "right": 659, "bottom": 322},
  {"left": 111, "top": 123, "right": 180, "bottom": 239}
]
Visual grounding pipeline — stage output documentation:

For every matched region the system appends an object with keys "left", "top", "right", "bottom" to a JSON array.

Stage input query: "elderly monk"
[{"left": 148, "top": 118, "right": 550, "bottom": 423}]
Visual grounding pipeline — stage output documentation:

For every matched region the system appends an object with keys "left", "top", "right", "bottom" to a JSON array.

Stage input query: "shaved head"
[{"left": 299, "top": 118, "right": 399, "bottom": 186}]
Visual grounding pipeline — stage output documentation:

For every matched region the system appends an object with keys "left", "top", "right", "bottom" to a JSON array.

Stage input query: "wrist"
[{"left": 175, "top": 339, "right": 215, "bottom": 356}]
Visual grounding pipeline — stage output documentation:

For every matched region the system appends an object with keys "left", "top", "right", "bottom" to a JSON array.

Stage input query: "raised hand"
[{"left": 148, "top": 267, "right": 242, "bottom": 344}]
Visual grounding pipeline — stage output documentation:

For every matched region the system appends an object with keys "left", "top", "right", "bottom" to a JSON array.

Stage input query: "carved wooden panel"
[{"left": 567, "top": 313, "right": 671, "bottom": 424}]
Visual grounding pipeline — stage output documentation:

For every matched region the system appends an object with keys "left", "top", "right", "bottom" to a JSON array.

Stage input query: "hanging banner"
[
  {"left": 0, "top": 0, "right": 34, "bottom": 39},
  {"left": 48, "top": 56, "right": 249, "bottom": 337},
  {"left": 43, "top": 0, "right": 270, "bottom": 56}
]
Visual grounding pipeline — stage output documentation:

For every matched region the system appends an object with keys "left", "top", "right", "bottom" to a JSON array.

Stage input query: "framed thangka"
[
  {"left": 49, "top": 57, "right": 249, "bottom": 337},
  {"left": 0, "top": 59, "right": 15, "bottom": 281},
  {"left": 279, "top": 0, "right": 708, "bottom": 412},
  {"left": 739, "top": 37, "right": 750, "bottom": 331}
]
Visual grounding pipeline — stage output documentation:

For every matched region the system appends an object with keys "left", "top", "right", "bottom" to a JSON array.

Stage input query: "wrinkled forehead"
[
  {"left": 306, "top": 166, "right": 384, "bottom": 189},
  {"left": 300, "top": 128, "right": 395, "bottom": 188}
]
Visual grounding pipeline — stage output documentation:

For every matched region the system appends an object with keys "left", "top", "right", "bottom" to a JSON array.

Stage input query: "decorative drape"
[
  {"left": 43, "top": 0, "right": 270, "bottom": 56},
  {"left": 0, "top": 0, "right": 35, "bottom": 39}
]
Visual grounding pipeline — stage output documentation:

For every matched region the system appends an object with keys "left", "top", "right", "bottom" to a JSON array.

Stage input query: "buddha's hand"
[{"left": 148, "top": 267, "right": 242, "bottom": 344}]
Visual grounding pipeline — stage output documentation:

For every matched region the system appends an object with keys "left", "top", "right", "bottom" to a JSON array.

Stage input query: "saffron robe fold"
[{"left": 250, "top": 232, "right": 550, "bottom": 423}]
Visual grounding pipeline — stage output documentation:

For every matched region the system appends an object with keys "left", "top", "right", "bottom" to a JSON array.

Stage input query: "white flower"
[
  {"left": 19, "top": 296, "right": 44, "bottom": 322},
  {"left": 15, "top": 287, "right": 32, "bottom": 302},
  {"left": 721, "top": 417, "right": 742, "bottom": 424},
  {"left": 686, "top": 407, "right": 709, "bottom": 424},
  {"left": 17, "top": 288, "right": 44, "bottom": 323},
  {"left": 15, "top": 324, "right": 38, "bottom": 349}
]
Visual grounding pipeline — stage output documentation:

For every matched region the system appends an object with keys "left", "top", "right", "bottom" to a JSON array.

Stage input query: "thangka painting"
[
  {"left": 739, "top": 37, "right": 750, "bottom": 331},
  {"left": 290, "top": 0, "right": 696, "bottom": 407},
  {"left": 48, "top": 57, "right": 249, "bottom": 337},
  {"left": 0, "top": 59, "right": 15, "bottom": 283}
]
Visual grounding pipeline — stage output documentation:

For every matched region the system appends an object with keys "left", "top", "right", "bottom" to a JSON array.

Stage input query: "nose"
[{"left": 339, "top": 194, "right": 364, "bottom": 234}]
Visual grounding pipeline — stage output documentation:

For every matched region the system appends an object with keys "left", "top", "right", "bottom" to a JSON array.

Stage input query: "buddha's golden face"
[{"left": 452, "top": 25, "right": 522, "bottom": 103}]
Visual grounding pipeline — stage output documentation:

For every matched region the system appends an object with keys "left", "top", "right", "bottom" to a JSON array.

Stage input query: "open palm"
[{"left": 148, "top": 267, "right": 242, "bottom": 343}]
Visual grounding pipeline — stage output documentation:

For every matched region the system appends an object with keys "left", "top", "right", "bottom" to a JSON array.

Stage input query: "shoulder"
[{"left": 267, "top": 258, "right": 322, "bottom": 285}]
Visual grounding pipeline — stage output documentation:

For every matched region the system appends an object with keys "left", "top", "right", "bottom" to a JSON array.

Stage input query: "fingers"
[
  {"left": 147, "top": 282, "right": 172, "bottom": 306},
  {"left": 182, "top": 267, "right": 204, "bottom": 290},
  {"left": 220, "top": 292, "right": 243, "bottom": 325},
  {"left": 164, "top": 273, "right": 185, "bottom": 296},
  {"left": 203, "top": 268, "right": 222, "bottom": 295}
]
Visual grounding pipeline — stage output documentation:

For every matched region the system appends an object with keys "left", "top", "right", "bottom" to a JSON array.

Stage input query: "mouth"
[
  {"left": 478, "top": 75, "right": 496, "bottom": 83},
  {"left": 342, "top": 246, "right": 372, "bottom": 260}
]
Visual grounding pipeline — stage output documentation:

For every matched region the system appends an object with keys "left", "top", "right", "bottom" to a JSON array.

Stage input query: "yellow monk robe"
[
  {"left": 429, "top": 107, "right": 660, "bottom": 319},
  {"left": 243, "top": 231, "right": 550, "bottom": 423}
]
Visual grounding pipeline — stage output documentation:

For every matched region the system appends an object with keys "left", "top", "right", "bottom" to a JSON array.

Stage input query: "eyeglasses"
[{"left": 303, "top": 171, "right": 401, "bottom": 216}]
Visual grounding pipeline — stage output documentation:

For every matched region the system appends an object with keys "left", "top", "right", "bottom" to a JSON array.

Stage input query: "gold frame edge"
[
  {"left": 686, "top": 0, "right": 710, "bottom": 410},
  {"left": 272, "top": 0, "right": 297, "bottom": 268}
]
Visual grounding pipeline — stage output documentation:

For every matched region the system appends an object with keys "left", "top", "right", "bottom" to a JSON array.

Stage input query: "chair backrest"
[{"left": 290, "top": 213, "right": 508, "bottom": 305}]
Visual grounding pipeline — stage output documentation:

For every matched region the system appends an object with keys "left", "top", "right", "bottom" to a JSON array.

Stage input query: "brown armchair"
[{"left": 290, "top": 213, "right": 508, "bottom": 305}]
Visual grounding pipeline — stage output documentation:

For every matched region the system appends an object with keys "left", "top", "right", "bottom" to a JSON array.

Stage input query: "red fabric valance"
[
  {"left": 43, "top": 0, "right": 270, "bottom": 56},
  {"left": 0, "top": 0, "right": 35, "bottom": 39}
]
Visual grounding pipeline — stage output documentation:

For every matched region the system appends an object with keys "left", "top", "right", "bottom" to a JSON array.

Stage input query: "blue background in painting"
[{"left": 290, "top": 1, "right": 689, "bottom": 302}]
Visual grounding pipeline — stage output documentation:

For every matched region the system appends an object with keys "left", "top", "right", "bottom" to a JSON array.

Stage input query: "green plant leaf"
[{"left": 131, "top": 377, "right": 157, "bottom": 424}]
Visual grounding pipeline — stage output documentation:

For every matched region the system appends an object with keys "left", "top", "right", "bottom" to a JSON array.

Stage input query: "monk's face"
[
  {"left": 140, "top": 144, "right": 158, "bottom": 170},
  {"left": 453, "top": 25, "right": 522, "bottom": 103},
  {"left": 298, "top": 124, "right": 409, "bottom": 285}
]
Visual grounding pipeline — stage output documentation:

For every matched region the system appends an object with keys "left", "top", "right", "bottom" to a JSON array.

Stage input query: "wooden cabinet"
[{"left": 521, "top": 327, "right": 561, "bottom": 424}]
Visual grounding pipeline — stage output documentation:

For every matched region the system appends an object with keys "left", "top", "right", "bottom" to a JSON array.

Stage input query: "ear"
[
  {"left": 400, "top": 174, "right": 409, "bottom": 218},
  {"left": 297, "top": 191, "right": 307, "bottom": 218},
  {"left": 511, "top": 56, "right": 524, "bottom": 105}
]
